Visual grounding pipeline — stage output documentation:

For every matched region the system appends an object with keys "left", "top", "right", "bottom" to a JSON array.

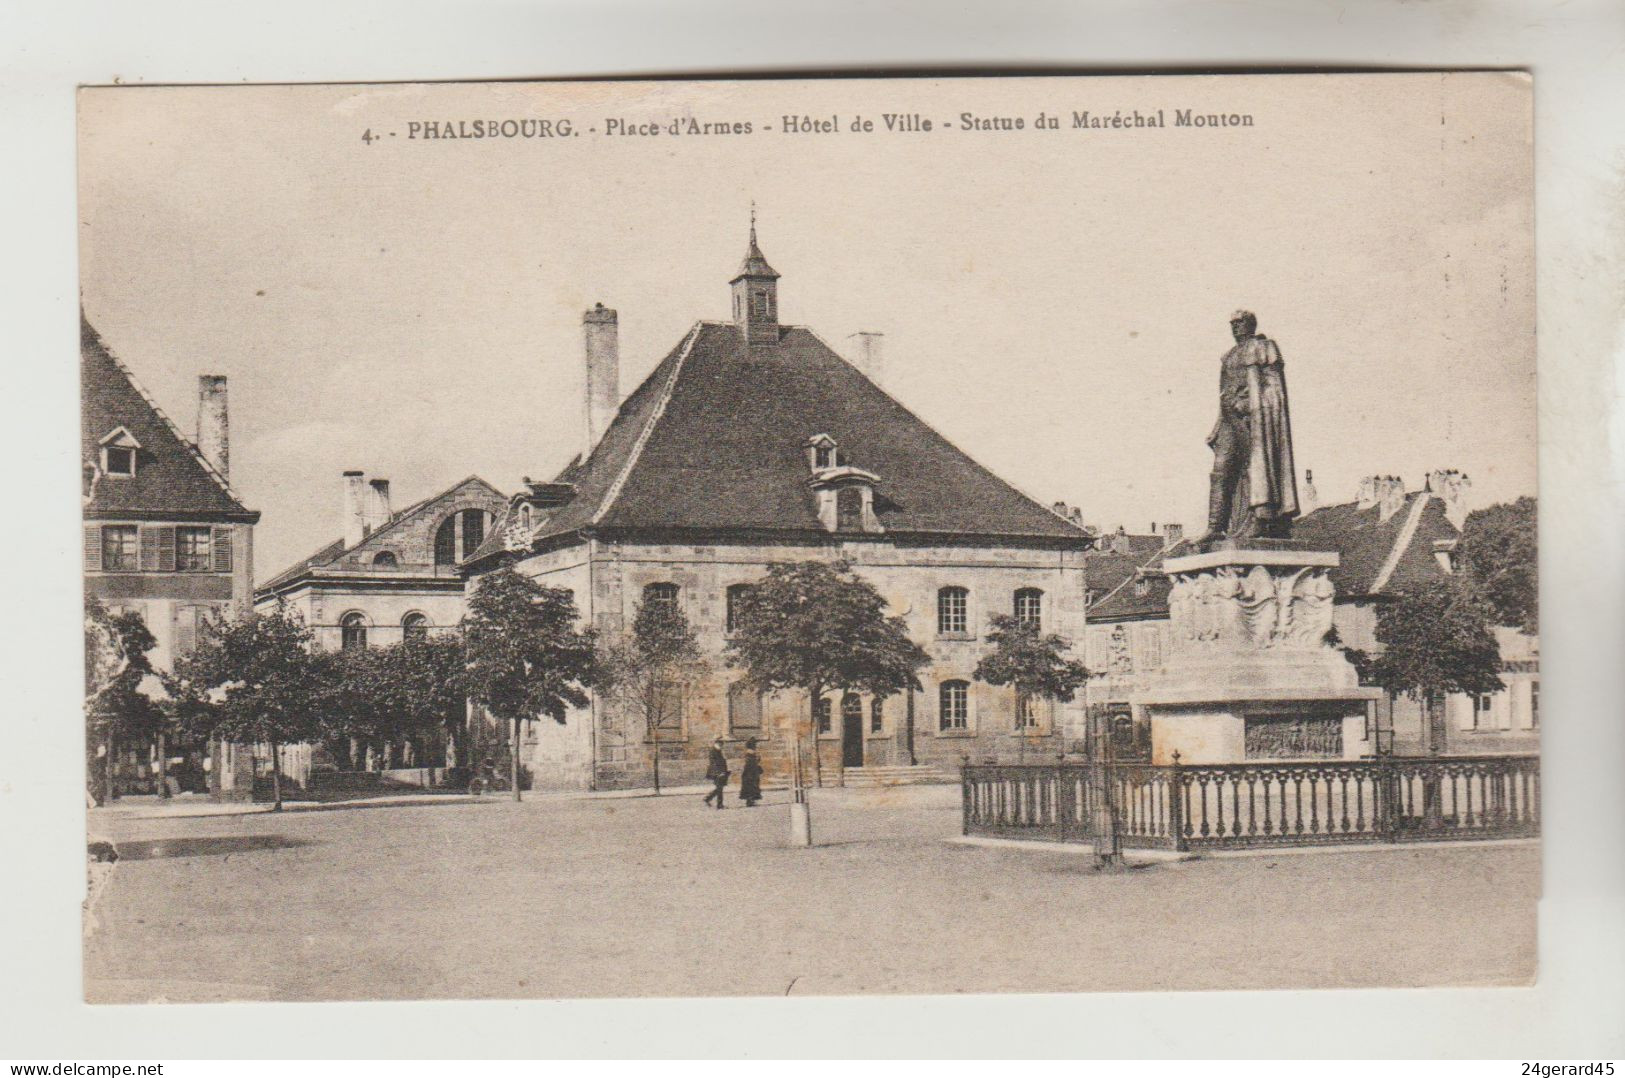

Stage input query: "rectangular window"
[
  {"left": 939, "top": 681, "right": 968, "bottom": 731},
  {"left": 104, "top": 445, "right": 135, "bottom": 476},
  {"left": 1014, "top": 589, "right": 1042, "bottom": 628},
  {"left": 870, "top": 697, "right": 884, "bottom": 734},
  {"left": 1473, "top": 693, "right": 1494, "bottom": 730},
  {"left": 101, "top": 525, "right": 138, "bottom": 571},
  {"left": 1015, "top": 693, "right": 1037, "bottom": 730},
  {"left": 816, "top": 696, "right": 832, "bottom": 734},
  {"left": 1530, "top": 683, "right": 1539, "bottom": 729},
  {"left": 176, "top": 526, "right": 212, "bottom": 572},
  {"left": 728, "top": 683, "right": 762, "bottom": 733},
  {"left": 725, "top": 584, "right": 755, "bottom": 635}
]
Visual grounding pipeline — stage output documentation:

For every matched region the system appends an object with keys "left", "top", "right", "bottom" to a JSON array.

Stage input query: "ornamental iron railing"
[{"left": 962, "top": 754, "right": 1539, "bottom": 851}]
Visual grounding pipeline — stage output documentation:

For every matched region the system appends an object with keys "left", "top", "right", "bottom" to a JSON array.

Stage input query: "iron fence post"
[{"left": 1168, "top": 751, "right": 1187, "bottom": 852}]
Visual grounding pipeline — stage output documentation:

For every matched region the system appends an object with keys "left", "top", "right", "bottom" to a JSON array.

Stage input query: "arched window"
[
  {"left": 434, "top": 517, "right": 457, "bottom": 566},
  {"left": 340, "top": 612, "right": 368, "bottom": 651},
  {"left": 869, "top": 696, "right": 885, "bottom": 734},
  {"left": 643, "top": 582, "right": 680, "bottom": 615},
  {"left": 725, "top": 583, "right": 755, "bottom": 635},
  {"left": 937, "top": 586, "right": 969, "bottom": 635},
  {"left": 939, "top": 680, "right": 970, "bottom": 731},
  {"left": 1014, "top": 587, "right": 1043, "bottom": 628},
  {"left": 373, "top": 551, "right": 399, "bottom": 568},
  {"left": 836, "top": 487, "right": 863, "bottom": 531},
  {"left": 402, "top": 612, "right": 428, "bottom": 642},
  {"left": 816, "top": 696, "right": 833, "bottom": 734}
]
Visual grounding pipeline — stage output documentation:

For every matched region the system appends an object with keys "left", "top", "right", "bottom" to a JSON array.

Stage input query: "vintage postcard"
[{"left": 79, "top": 73, "right": 1537, "bottom": 1003}]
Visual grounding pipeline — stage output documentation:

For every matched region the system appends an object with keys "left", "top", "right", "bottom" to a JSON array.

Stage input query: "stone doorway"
[{"left": 840, "top": 693, "right": 864, "bottom": 768}]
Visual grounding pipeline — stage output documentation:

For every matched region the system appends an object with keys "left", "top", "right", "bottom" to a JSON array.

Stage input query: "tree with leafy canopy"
[
  {"left": 84, "top": 596, "right": 166, "bottom": 804},
  {"left": 1455, "top": 496, "right": 1538, "bottom": 635},
  {"left": 462, "top": 565, "right": 597, "bottom": 801},
  {"left": 172, "top": 602, "right": 322, "bottom": 810},
  {"left": 973, "top": 613, "right": 1089, "bottom": 756},
  {"left": 725, "top": 560, "right": 930, "bottom": 792},
  {"left": 307, "top": 644, "right": 391, "bottom": 770},
  {"left": 381, "top": 633, "right": 472, "bottom": 769},
  {"left": 598, "top": 597, "right": 709, "bottom": 794},
  {"left": 1368, "top": 578, "right": 1505, "bottom": 756}
]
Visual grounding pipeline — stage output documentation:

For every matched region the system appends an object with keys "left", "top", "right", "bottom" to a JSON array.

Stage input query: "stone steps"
[{"left": 839, "top": 764, "right": 956, "bottom": 788}]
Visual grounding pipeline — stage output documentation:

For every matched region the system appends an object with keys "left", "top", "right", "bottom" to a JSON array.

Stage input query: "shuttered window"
[
  {"left": 83, "top": 526, "right": 102, "bottom": 571},
  {"left": 174, "top": 604, "right": 212, "bottom": 658},
  {"left": 139, "top": 527, "right": 159, "bottom": 571},
  {"left": 654, "top": 682, "right": 684, "bottom": 732},
  {"left": 156, "top": 526, "right": 177, "bottom": 572},
  {"left": 727, "top": 682, "right": 762, "bottom": 733}
]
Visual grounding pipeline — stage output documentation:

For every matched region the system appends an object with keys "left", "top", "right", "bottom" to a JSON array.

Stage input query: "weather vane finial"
[{"left": 749, "top": 200, "right": 757, "bottom": 244}]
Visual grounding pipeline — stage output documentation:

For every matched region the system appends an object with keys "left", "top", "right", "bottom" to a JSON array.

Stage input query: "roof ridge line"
[
  {"left": 88, "top": 322, "right": 252, "bottom": 512},
  {"left": 1369, "top": 491, "right": 1432, "bottom": 594},
  {"left": 795, "top": 325, "right": 1093, "bottom": 542},
  {"left": 590, "top": 321, "right": 705, "bottom": 527}
]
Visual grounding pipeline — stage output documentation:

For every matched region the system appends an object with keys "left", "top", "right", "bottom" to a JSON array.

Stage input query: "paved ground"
[{"left": 83, "top": 785, "right": 1538, "bottom": 1002}]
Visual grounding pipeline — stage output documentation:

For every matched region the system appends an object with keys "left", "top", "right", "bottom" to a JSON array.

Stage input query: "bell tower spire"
[{"left": 731, "top": 203, "right": 781, "bottom": 348}]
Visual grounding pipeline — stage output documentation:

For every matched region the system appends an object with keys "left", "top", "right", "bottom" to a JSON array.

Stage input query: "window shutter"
[
  {"left": 174, "top": 605, "right": 197, "bottom": 658},
  {"left": 158, "top": 526, "right": 177, "bottom": 572},
  {"left": 212, "top": 527, "right": 233, "bottom": 572},
  {"left": 84, "top": 526, "right": 103, "bottom": 571},
  {"left": 139, "top": 527, "right": 159, "bottom": 571}
]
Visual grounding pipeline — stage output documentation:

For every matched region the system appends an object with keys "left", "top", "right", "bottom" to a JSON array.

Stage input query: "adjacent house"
[
  {"left": 1085, "top": 472, "right": 1539, "bottom": 758},
  {"left": 461, "top": 227, "right": 1097, "bottom": 790},
  {"left": 81, "top": 316, "right": 260, "bottom": 795}
]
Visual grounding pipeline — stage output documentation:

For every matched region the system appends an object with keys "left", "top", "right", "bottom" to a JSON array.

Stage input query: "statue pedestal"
[{"left": 1133, "top": 544, "right": 1381, "bottom": 765}]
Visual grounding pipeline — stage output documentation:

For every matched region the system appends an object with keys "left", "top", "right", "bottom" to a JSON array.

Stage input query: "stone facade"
[{"left": 510, "top": 536, "right": 1090, "bottom": 790}]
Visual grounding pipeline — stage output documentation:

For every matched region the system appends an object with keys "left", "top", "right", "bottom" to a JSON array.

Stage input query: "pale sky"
[{"left": 77, "top": 74, "right": 1535, "bottom": 582}]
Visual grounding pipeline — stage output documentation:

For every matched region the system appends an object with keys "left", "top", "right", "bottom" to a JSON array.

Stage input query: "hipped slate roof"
[
  {"left": 81, "top": 317, "right": 258, "bottom": 522},
  {"left": 1087, "top": 490, "right": 1459, "bottom": 621},
  {"left": 468, "top": 320, "right": 1091, "bottom": 565}
]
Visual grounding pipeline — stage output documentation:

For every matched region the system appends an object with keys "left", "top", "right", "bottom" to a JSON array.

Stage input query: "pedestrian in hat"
[
  {"left": 702, "top": 737, "right": 730, "bottom": 809},
  {"left": 738, "top": 737, "right": 763, "bottom": 807}
]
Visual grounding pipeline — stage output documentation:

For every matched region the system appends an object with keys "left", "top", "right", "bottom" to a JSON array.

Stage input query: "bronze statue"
[{"left": 1200, "top": 310, "right": 1299, "bottom": 544}]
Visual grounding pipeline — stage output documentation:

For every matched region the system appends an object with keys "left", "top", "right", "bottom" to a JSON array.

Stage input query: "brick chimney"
[
  {"left": 1373, "top": 476, "right": 1407, "bottom": 521},
  {"left": 847, "top": 331, "right": 885, "bottom": 385},
  {"left": 196, "top": 375, "right": 229, "bottom": 480},
  {"left": 1301, "top": 469, "right": 1319, "bottom": 513},
  {"left": 583, "top": 303, "right": 619, "bottom": 460},
  {"left": 365, "top": 478, "right": 393, "bottom": 534},
  {"left": 1162, "top": 523, "right": 1184, "bottom": 549},
  {"left": 342, "top": 470, "right": 367, "bottom": 549}
]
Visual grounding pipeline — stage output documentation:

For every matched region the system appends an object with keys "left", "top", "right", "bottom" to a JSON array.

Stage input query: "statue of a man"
[{"left": 1200, "top": 310, "right": 1300, "bottom": 544}]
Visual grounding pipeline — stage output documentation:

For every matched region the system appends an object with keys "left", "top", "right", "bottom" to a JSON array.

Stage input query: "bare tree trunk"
[
  {"left": 511, "top": 718, "right": 523, "bottom": 802},
  {"left": 811, "top": 687, "right": 824, "bottom": 789},
  {"left": 905, "top": 687, "right": 917, "bottom": 766},
  {"left": 269, "top": 740, "right": 283, "bottom": 812},
  {"left": 650, "top": 719, "right": 662, "bottom": 795},
  {"left": 104, "top": 733, "right": 117, "bottom": 804},
  {"left": 156, "top": 729, "right": 169, "bottom": 799}
]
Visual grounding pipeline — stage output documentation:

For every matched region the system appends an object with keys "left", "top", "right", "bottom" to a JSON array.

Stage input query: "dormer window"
[
  {"left": 808, "top": 464, "right": 883, "bottom": 534},
  {"left": 99, "top": 427, "right": 140, "bottom": 477},
  {"left": 806, "top": 434, "right": 839, "bottom": 472}
]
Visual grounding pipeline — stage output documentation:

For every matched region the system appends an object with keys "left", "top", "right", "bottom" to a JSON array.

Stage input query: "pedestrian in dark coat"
[
  {"left": 702, "top": 738, "right": 730, "bottom": 809},
  {"left": 738, "top": 737, "right": 763, "bottom": 807}
]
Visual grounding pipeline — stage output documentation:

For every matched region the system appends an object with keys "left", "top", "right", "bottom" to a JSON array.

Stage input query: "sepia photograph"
[{"left": 76, "top": 72, "right": 1542, "bottom": 1006}]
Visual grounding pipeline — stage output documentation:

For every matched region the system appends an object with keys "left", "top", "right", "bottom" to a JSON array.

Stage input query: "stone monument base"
[{"left": 1132, "top": 544, "right": 1381, "bottom": 765}]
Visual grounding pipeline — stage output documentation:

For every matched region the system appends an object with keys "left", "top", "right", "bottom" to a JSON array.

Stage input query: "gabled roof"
[
  {"left": 258, "top": 475, "right": 504, "bottom": 594},
  {"left": 81, "top": 316, "right": 258, "bottom": 522},
  {"left": 1086, "top": 490, "right": 1460, "bottom": 622},
  {"left": 467, "top": 320, "right": 1093, "bottom": 565}
]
